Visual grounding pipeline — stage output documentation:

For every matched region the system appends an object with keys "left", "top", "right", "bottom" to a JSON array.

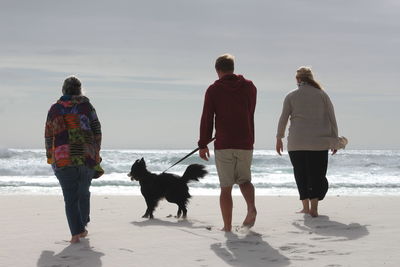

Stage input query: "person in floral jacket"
[{"left": 45, "top": 76, "right": 103, "bottom": 243}]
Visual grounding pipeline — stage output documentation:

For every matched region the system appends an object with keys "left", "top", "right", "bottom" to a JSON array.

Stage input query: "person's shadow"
[
  {"left": 293, "top": 215, "right": 369, "bottom": 241},
  {"left": 211, "top": 230, "right": 290, "bottom": 267},
  {"left": 37, "top": 239, "right": 104, "bottom": 267}
]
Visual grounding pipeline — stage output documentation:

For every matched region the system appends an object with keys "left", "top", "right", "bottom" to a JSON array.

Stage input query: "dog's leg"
[
  {"left": 147, "top": 200, "right": 156, "bottom": 219},
  {"left": 143, "top": 207, "right": 155, "bottom": 219},
  {"left": 177, "top": 202, "right": 187, "bottom": 219},
  {"left": 148, "top": 205, "right": 155, "bottom": 219},
  {"left": 142, "top": 208, "right": 150, "bottom": 218},
  {"left": 182, "top": 206, "right": 188, "bottom": 219},
  {"left": 176, "top": 206, "right": 182, "bottom": 218},
  {"left": 143, "top": 198, "right": 154, "bottom": 218}
]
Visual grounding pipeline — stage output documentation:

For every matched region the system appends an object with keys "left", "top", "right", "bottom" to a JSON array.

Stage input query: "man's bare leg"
[
  {"left": 239, "top": 182, "right": 257, "bottom": 227},
  {"left": 220, "top": 186, "right": 233, "bottom": 232}
]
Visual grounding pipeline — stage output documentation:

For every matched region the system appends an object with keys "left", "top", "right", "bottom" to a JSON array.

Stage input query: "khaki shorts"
[{"left": 214, "top": 149, "right": 253, "bottom": 187}]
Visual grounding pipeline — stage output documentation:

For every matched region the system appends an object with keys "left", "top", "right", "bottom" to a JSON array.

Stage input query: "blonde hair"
[
  {"left": 215, "top": 54, "right": 235, "bottom": 72},
  {"left": 296, "top": 66, "right": 323, "bottom": 90}
]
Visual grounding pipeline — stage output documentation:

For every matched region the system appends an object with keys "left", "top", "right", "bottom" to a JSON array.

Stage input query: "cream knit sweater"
[{"left": 276, "top": 83, "right": 339, "bottom": 151}]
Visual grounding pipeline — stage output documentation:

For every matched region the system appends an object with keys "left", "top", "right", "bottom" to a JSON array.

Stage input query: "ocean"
[{"left": 0, "top": 148, "right": 399, "bottom": 196}]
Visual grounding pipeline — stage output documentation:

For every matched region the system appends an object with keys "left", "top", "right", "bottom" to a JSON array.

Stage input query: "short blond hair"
[{"left": 215, "top": 54, "right": 235, "bottom": 72}]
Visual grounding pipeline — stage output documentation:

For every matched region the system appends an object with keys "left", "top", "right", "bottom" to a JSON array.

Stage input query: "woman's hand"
[{"left": 276, "top": 138, "right": 283, "bottom": 156}]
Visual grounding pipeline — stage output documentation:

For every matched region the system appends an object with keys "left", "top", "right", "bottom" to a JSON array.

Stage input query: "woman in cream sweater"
[{"left": 276, "top": 67, "right": 341, "bottom": 217}]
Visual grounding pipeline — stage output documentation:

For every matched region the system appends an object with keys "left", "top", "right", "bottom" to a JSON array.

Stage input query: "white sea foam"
[{"left": 0, "top": 149, "right": 399, "bottom": 195}]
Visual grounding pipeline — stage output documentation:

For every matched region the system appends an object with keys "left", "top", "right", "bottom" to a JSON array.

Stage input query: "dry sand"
[{"left": 1, "top": 195, "right": 399, "bottom": 266}]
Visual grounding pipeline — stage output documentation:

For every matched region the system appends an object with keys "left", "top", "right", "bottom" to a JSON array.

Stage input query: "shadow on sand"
[
  {"left": 211, "top": 230, "right": 290, "bottom": 267},
  {"left": 131, "top": 217, "right": 212, "bottom": 230},
  {"left": 293, "top": 215, "right": 369, "bottom": 241},
  {"left": 37, "top": 239, "right": 104, "bottom": 267}
]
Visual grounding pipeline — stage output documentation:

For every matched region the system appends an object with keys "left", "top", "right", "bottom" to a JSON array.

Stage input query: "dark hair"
[
  {"left": 62, "top": 76, "right": 82, "bottom": 95},
  {"left": 215, "top": 54, "right": 234, "bottom": 72}
]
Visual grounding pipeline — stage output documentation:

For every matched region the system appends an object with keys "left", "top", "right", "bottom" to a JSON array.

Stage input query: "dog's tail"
[{"left": 182, "top": 164, "right": 207, "bottom": 183}]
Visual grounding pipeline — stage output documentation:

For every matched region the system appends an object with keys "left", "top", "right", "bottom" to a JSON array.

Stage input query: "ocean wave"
[
  {"left": 1, "top": 149, "right": 399, "bottom": 195},
  {"left": 2, "top": 180, "right": 400, "bottom": 190},
  {"left": 0, "top": 148, "right": 17, "bottom": 159},
  {"left": 0, "top": 168, "right": 53, "bottom": 176}
]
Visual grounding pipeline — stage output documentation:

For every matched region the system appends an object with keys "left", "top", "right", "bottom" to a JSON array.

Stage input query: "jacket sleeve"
[
  {"left": 198, "top": 88, "right": 215, "bottom": 149},
  {"left": 276, "top": 94, "right": 291, "bottom": 139},
  {"left": 89, "top": 103, "right": 102, "bottom": 163},
  {"left": 324, "top": 93, "right": 339, "bottom": 138},
  {"left": 249, "top": 82, "right": 257, "bottom": 141},
  {"left": 44, "top": 108, "right": 54, "bottom": 164}
]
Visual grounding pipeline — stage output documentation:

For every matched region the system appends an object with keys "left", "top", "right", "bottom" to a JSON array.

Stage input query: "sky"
[{"left": 0, "top": 0, "right": 399, "bottom": 149}]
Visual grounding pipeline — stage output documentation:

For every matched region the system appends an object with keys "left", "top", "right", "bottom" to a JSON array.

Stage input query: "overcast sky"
[{"left": 0, "top": 0, "right": 399, "bottom": 149}]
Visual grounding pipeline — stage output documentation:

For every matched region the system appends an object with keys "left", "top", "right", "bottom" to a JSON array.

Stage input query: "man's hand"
[
  {"left": 276, "top": 138, "right": 283, "bottom": 156},
  {"left": 199, "top": 148, "right": 210, "bottom": 161},
  {"left": 331, "top": 149, "right": 337, "bottom": 155}
]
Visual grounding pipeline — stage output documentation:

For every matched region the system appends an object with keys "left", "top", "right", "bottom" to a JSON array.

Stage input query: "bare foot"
[
  {"left": 242, "top": 209, "right": 257, "bottom": 228},
  {"left": 220, "top": 226, "right": 232, "bottom": 232},
  {"left": 297, "top": 209, "right": 310, "bottom": 214},
  {"left": 309, "top": 210, "right": 319, "bottom": 217},
  {"left": 80, "top": 230, "right": 88, "bottom": 238},
  {"left": 70, "top": 235, "right": 80, "bottom": 244}
]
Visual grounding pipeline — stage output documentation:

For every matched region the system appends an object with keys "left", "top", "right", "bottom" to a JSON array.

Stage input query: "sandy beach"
[{"left": 1, "top": 195, "right": 399, "bottom": 267}]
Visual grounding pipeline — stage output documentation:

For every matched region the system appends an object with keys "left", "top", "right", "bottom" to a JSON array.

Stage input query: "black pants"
[{"left": 288, "top": 150, "right": 329, "bottom": 201}]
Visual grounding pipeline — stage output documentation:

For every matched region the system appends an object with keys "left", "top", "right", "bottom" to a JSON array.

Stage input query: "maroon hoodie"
[{"left": 198, "top": 74, "right": 257, "bottom": 150}]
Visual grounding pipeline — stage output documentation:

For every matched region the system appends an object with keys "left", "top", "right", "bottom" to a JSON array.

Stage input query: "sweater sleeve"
[
  {"left": 88, "top": 103, "right": 102, "bottom": 162},
  {"left": 325, "top": 94, "right": 338, "bottom": 138},
  {"left": 276, "top": 94, "right": 291, "bottom": 139},
  {"left": 198, "top": 88, "right": 215, "bottom": 149},
  {"left": 44, "top": 108, "right": 54, "bottom": 164},
  {"left": 249, "top": 82, "right": 257, "bottom": 141}
]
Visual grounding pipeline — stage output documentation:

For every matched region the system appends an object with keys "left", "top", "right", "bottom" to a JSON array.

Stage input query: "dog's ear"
[{"left": 140, "top": 157, "right": 144, "bottom": 162}]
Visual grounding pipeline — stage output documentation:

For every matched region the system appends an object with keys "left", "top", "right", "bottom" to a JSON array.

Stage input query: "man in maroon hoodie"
[{"left": 198, "top": 54, "right": 257, "bottom": 232}]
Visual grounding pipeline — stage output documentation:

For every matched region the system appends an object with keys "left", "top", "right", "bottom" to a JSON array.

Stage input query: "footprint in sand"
[
  {"left": 290, "top": 255, "right": 315, "bottom": 261},
  {"left": 119, "top": 248, "right": 134, "bottom": 253},
  {"left": 310, "top": 237, "right": 331, "bottom": 241},
  {"left": 280, "top": 242, "right": 315, "bottom": 251},
  {"left": 309, "top": 250, "right": 335, "bottom": 255}
]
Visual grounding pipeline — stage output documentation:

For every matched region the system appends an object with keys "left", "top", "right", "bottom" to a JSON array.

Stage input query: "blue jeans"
[{"left": 55, "top": 166, "right": 94, "bottom": 236}]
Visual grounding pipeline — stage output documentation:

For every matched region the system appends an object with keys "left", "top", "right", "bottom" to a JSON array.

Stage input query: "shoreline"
[
  {"left": 2, "top": 189, "right": 400, "bottom": 197},
  {"left": 1, "top": 195, "right": 399, "bottom": 266}
]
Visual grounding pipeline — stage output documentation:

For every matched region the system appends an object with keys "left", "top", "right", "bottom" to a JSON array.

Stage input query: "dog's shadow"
[
  {"left": 292, "top": 215, "right": 369, "bottom": 241},
  {"left": 131, "top": 217, "right": 212, "bottom": 230}
]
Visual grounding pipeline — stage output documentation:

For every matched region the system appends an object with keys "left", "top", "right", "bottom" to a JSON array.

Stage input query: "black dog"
[{"left": 128, "top": 158, "right": 207, "bottom": 219}]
